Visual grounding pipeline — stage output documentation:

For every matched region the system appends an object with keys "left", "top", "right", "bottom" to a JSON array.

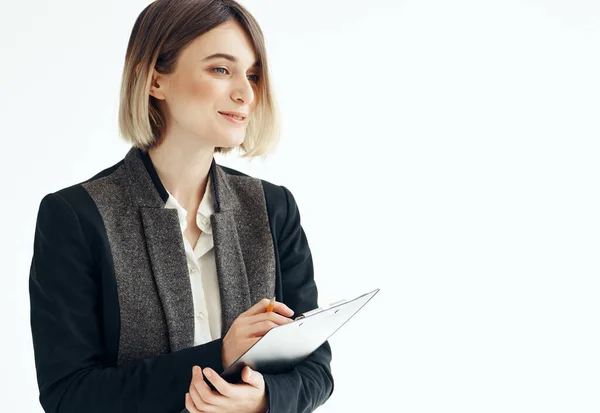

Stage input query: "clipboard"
[
  {"left": 180, "top": 288, "right": 379, "bottom": 413},
  {"left": 221, "top": 287, "right": 379, "bottom": 382}
]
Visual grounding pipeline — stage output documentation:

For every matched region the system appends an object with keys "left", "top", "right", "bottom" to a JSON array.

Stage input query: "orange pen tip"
[{"left": 266, "top": 297, "right": 276, "bottom": 312}]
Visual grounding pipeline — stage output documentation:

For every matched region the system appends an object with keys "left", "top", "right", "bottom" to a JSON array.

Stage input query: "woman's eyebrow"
[{"left": 203, "top": 52, "right": 260, "bottom": 68}]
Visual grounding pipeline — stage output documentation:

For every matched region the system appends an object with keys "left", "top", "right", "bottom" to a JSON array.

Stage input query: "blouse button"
[{"left": 195, "top": 312, "right": 205, "bottom": 320}]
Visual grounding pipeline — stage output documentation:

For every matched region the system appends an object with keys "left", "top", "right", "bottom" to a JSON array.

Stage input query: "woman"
[{"left": 28, "top": 1, "right": 334, "bottom": 412}]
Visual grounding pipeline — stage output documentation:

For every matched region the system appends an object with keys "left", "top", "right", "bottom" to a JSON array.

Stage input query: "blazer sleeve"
[
  {"left": 29, "top": 192, "right": 224, "bottom": 413},
  {"left": 262, "top": 186, "right": 335, "bottom": 413}
]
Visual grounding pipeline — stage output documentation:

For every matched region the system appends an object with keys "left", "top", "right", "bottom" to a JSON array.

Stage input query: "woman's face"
[{"left": 150, "top": 20, "right": 260, "bottom": 149}]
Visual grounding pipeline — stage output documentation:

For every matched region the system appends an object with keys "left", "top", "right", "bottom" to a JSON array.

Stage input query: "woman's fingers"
[
  {"left": 222, "top": 298, "right": 294, "bottom": 367},
  {"left": 268, "top": 301, "right": 294, "bottom": 317},
  {"left": 190, "top": 366, "right": 221, "bottom": 409},
  {"left": 240, "top": 312, "right": 294, "bottom": 338},
  {"left": 240, "top": 298, "right": 294, "bottom": 317},
  {"left": 185, "top": 392, "right": 202, "bottom": 413},
  {"left": 244, "top": 320, "right": 284, "bottom": 337},
  {"left": 245, "top": 311, "right": 294, "bottom": 327},
  {"left": 203, "top": 368, "right": 234, "bottom": 397},
  {"left": 188, "top": 386, "right": 207, "bottom": 412}
]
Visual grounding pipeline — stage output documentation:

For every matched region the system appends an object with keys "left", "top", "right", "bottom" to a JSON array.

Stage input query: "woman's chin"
[{"left": 218, "top": 134, "right": 245, "bottom": 149}]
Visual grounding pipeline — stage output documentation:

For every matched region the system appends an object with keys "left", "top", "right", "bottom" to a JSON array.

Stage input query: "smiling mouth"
[
  {"left": 219, "top": 112, "right": 246, "bottom": 126},
  {"left": 219, "top": 112, "right": 246, "bottom": 121}
]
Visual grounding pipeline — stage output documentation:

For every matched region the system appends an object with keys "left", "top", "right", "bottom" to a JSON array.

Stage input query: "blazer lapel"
[
  {"left": 211, "top": 211, "right": 251, "bottom": 334},
  {"left": 209, "top": 164, "right": 252, "bottom": 335},
  {"left": 140, "top": 208, "right": 194, "bottom": 352},
  {"left": 125, "top": 148, "right": 194, "bottom": 352}
]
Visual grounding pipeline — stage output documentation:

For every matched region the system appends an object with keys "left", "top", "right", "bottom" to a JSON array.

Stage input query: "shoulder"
[
  {"left": 42, "top": 158, "right": 125, "bottom": 206},
  {"left": 35, "top": 158, "right": 126, "bottom": 238},
  {"left": 217, "top": 164, "right": 297, "bottom": 210},
  {"left": 217, "top": 164, "right": 300, "bottom": 236}
]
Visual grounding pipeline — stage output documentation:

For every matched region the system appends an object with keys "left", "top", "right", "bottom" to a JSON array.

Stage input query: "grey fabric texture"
[{"left": 81, "top": 147, "right": 276, "bottom": 366}]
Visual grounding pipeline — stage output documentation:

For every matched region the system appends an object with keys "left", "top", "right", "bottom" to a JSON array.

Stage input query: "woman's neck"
[{"left": 147, "top": 139, "right": 214, "bottom": 213}]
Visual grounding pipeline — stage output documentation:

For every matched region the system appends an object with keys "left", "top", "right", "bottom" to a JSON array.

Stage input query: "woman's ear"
[{"left": 149, "top": 68, "right": 167, "bottom": 100}]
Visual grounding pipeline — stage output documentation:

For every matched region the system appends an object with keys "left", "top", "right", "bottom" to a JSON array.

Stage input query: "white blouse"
[{"left": 164, "top": 176, "right": 222, "bottom": 346}]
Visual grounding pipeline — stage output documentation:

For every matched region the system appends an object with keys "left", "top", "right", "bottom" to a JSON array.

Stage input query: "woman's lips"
[{"left": 219, "top": 112, "right": 246, "bottom": 126}]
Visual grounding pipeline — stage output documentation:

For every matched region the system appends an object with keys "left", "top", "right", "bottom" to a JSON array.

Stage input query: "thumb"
[{"left": 241, "top": 366, "right": 263, "bottom": 388}]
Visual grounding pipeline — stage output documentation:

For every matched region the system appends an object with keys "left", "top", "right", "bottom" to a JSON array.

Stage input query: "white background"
[{"left": 1, "top": 0, "right": 599, "bottom": 411}]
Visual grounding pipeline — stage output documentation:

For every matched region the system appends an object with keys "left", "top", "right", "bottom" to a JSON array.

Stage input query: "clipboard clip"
[{"left": 294, "top": 299, "right": 346, "bottom": 320}]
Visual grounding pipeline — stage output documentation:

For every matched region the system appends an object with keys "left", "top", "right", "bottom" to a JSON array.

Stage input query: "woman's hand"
[
  {"left": 221, "top": 298, "right": 294, "bottom": 368},
  {"left": 185, "top": 365, "right": 268, "bottom": 413}
]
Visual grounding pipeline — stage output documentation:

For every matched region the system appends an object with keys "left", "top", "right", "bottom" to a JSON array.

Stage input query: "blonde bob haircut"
[{"left": 118, "top": 0, "right": 280, "bottom": 157}]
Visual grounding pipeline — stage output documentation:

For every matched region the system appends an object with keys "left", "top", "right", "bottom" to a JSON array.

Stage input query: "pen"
[{"left": 266, "top": 297, "right": 276, "bottom": 312}]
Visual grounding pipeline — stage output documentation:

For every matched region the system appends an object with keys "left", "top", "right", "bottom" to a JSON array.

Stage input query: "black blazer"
[{"left": 29, "top": 147, "right": 333, "bottom": 413}]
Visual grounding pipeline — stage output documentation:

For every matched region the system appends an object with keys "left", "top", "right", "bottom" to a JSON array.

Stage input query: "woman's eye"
[
  {"left": 212, "top": 67, "right": 259, "bottom": 83},
  {"left": 212, "top": 67, "right": 229, "bottom": 75}
]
